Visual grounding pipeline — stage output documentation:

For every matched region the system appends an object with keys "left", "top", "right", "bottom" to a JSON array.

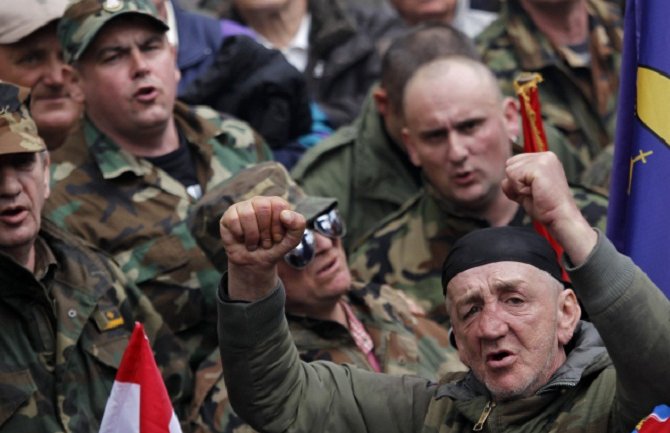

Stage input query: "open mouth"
[
  {"left": 134, "top": 86, "right": 158, "bottom": 101},
  {"left": 0, "top": 206, "right": 27, "bottom": 223},
  {"left": 486, "top": 350, "right": 514, "bottom": 368}
]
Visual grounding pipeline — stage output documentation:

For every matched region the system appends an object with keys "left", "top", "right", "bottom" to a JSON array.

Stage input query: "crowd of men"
[{"left": 1, "top": 0, "right": 667, "bottom": 432}]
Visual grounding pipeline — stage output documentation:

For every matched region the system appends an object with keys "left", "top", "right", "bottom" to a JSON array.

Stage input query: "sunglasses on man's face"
[{"left": 283, "top": 208, "right": 346, "bottom": 269}]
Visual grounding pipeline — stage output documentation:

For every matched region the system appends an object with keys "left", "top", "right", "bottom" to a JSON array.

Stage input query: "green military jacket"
[
  {"left": 348, "top": 184, "right": 608, "bottom": 314},
  {"left": 45, "top": 103, "right": 270, "bottom": 365},
  {"left": 0, "top": 219, "right": 191, "bottom": 432},
  {"left": 291, "top": 91, "right": 423, "bottom": 252},
  {"left": 186, "top": 280, "right": 464, "bottom": 433},
  {"left": 217, "top": 233, "right": 670, "bottom": 433},
  {"left": 476, "top": 0, "right": 622, "bottom": 180}
]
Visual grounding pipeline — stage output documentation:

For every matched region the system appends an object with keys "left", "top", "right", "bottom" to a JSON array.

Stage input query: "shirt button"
[{"left": 68, "top": 309, "right": 77, "bottom": 318}]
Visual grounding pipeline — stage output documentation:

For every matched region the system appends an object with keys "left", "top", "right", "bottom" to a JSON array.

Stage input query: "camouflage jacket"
[
  {"left": 218, "top": 234, "right": 670, "bottom": 433},
  {"left": 45, "top": 102, "right": 270, "bottom": 366},
  {"left": 348, "top": 184, "right": 609, "bottom": 315},
  {"left": 291, "top": 91, "right": 422, "bottom": 253},
  {"left": 0, "top": 219, "right": 192, "bottom": 432},
  {"left": 288, "top": 281, "right": 464, "bottom": 380},
  {"left": 476, "top": 0, "right": 622, "bottom": 177}
]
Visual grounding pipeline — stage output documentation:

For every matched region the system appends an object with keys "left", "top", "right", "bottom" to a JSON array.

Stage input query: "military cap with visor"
[
  {"left": 58, "top": 0, "right": 169, "bottom": 64},
  {"left": 188, "top": 161, "right": 338, "bottom": 271}
]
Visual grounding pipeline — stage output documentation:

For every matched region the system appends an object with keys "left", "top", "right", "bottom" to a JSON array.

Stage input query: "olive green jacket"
[
  {"left": 292, "top": 92, "right": 422, "bottom": 252},
  {"left": 218, "top": 232, "right": 670, "bottom": 433}
]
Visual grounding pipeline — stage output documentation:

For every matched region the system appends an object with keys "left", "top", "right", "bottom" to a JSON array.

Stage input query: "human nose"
[
  {"left": 313, "top": 231, "right": 335, "bottom": 254},
  {"left": 130, "top": 48, "right": 150, "bottom": 77},
  {"left": 42, "top": 56, "right": 66, "bottom": 86},
  {"left": 0, "top": 166, "right": 21, "bottom": 198},
  {"left": 477, "top": 306, "right": 508, "bottom": 340},
  {"left": 447, "top": 134, "right": 469, "bottom": 164}
]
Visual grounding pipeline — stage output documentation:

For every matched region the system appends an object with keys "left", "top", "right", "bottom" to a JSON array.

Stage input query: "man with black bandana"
[{"left": 216, "top": 151, "right": 670, "bottom": 433}]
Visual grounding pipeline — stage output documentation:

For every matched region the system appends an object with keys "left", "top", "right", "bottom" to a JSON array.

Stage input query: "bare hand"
[
  {"left": 220, "top": 196, "right": 306, "bottom": 301},
  {"left": 501, "top": 152, "right": 597, "bottom": 265}
]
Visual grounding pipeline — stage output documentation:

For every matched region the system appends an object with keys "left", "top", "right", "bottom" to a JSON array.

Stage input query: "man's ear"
[
  {"left": 372, "top": 85, "right": 389, "bottom": 116},
  {"left": 502, "top": 96, "right": 520, "bottom": 141},
  {"left": 402, "top": 127, "right": 421, "bottom": 167},
  {"left": 557, "top": 288, "right": 581, "bottom": 346}
]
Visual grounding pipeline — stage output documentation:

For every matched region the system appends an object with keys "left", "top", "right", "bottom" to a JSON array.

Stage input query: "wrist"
[{"left": 228, "top": 264, "right": 279, "bottom": 302}]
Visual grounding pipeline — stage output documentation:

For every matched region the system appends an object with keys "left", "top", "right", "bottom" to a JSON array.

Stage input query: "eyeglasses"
[{"left": 283, "top": 208, "right": 346, "bottom": 269}]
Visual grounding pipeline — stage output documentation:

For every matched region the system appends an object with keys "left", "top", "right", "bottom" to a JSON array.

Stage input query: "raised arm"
[
  {"left": 218, "top": 196, "right": 435, "bottom": 433},
  {"left": 502, "top": 152, "right": 670, "bottom": 429},
  {"left": 501, "top": 152, "right": 597, "bottom": 265},
  {"left": 220, "top": 196, "right": 305, "bottom": 301}
]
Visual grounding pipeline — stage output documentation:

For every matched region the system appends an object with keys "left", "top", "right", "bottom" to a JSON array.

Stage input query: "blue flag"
[{"left": 607, "top": 0, "right": 670, "bottom": 296}]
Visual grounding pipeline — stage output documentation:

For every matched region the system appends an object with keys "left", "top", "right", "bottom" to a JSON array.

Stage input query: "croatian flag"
[
  {"left": 99, "top": 323, "right": 182, "bottom": 433},
  {"left": 632, "top": 405, "right": 670, "bottom": 433}
]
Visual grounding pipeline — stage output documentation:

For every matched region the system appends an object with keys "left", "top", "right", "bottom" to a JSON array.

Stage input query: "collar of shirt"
[
  {"left": 257, "top": 13, "right": 311, "bottom": 72},
  {"left": 339, "top": 299, "right": 382, "bottom": 372}
]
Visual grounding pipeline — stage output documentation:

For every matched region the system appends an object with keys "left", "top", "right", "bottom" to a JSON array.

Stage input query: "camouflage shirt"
[
  {"left": 45, "top": 102, "right": 270, "bottom": 366},
  {"left": 349, "top": 184, "right": 609, "bottom": 316},
  {"left": 292, "top": 91, "right": 423, "bottom": 253},
  {"left": 0, "top": 219, "right": 192, "bottom": 432},
  {"left": 289, "top": 281, "right": 464, "bottom": 380},
  {"left": 476, "top": 0, "right": 622, "bottom": 178}
]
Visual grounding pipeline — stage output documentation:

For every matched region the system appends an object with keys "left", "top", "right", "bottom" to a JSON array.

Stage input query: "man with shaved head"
[{"left": 349, "top": 56, "right": 607, "bottom": 317}]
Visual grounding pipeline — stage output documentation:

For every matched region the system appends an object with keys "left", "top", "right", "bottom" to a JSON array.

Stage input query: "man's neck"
[
  {"left": 96, "top": 119, "right": 181, "bottom": 158},
  {"left": 4, "top": 244, "right": 36, "bottom": 273},
  {"left": 520, "top": 0, "right": 588, "bottom": 46},
  {"left": 287, "top": 297, "right": 348, "bottom": 327},
  {"left": 240, "top": 0, "right": 308, "bottom": 49},
  {"left": 479, "top": 192, "right": 520, "bottom": 227}
]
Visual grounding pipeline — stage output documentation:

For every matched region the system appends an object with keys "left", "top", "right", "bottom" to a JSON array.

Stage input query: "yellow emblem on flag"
[{"left": 637, "top": 66, "right": 670, "bottom": 148}]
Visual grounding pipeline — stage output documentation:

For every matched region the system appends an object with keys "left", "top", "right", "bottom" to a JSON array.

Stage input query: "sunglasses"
[{"left": 283, "top": 208, "right": 346, "bottom": 269}]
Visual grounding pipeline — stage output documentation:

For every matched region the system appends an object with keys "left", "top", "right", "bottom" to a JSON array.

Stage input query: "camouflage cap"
[
  {"left": 0, "top": 82, "right": 46, "bottom": 155},
  {"left": 188, "top": 161, "right": 337, "bottom": 271},
  {"left": 58, "top": 0, "right": 169, "bottom": 63},
  {"left": 0, "top": 0, "right": 69, "bottom": 44}
]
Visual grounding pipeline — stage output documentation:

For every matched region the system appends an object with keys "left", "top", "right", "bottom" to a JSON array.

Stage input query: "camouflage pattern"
[
  {"left": 185, "top": 280, "right": 465, "bottom": 433},
  {"left": 476, "top": 0, "right": 622, "bottom": 186},
  {"left": 45, "top": 102, "right": 271, "bottom": 368},
  {"left": 290, "top": 281, "right": 465, "bottom": 379},
  {"left": 0, "top": 218, "right": 192, "bottom": 432},
  {"left": 291, "top": 91, "right": 424, "bottom": 254},
  {"left": 189, "top": 161, "right": 336, "bottom": 272},
  {"left": 58, "top": 0, "right": 168, "bottom": 63},
  {"left": 349, "top": 182, "right": 609, "bottom": 317},
  {"left": 0, "top": 83, "right": 46, "bottom": 154}
]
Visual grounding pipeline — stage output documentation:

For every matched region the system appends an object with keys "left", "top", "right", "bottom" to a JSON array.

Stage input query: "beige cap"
[{"left": 0, "top": 0, "right": 70, "bottom": 44}]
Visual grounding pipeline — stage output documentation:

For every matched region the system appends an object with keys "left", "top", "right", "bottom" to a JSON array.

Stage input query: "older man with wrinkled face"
[{"left": 0, "top": 0, "right": 82, "bottom": 150}]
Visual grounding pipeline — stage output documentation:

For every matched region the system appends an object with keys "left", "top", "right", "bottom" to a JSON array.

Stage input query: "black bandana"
[{"left": 442, "top": 226, "right": 568, "bottom": 295}]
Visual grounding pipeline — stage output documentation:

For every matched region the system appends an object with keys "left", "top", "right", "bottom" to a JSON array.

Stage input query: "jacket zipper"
[{"left": 473, "top": 400, "right": 495, "bottom": 431}]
